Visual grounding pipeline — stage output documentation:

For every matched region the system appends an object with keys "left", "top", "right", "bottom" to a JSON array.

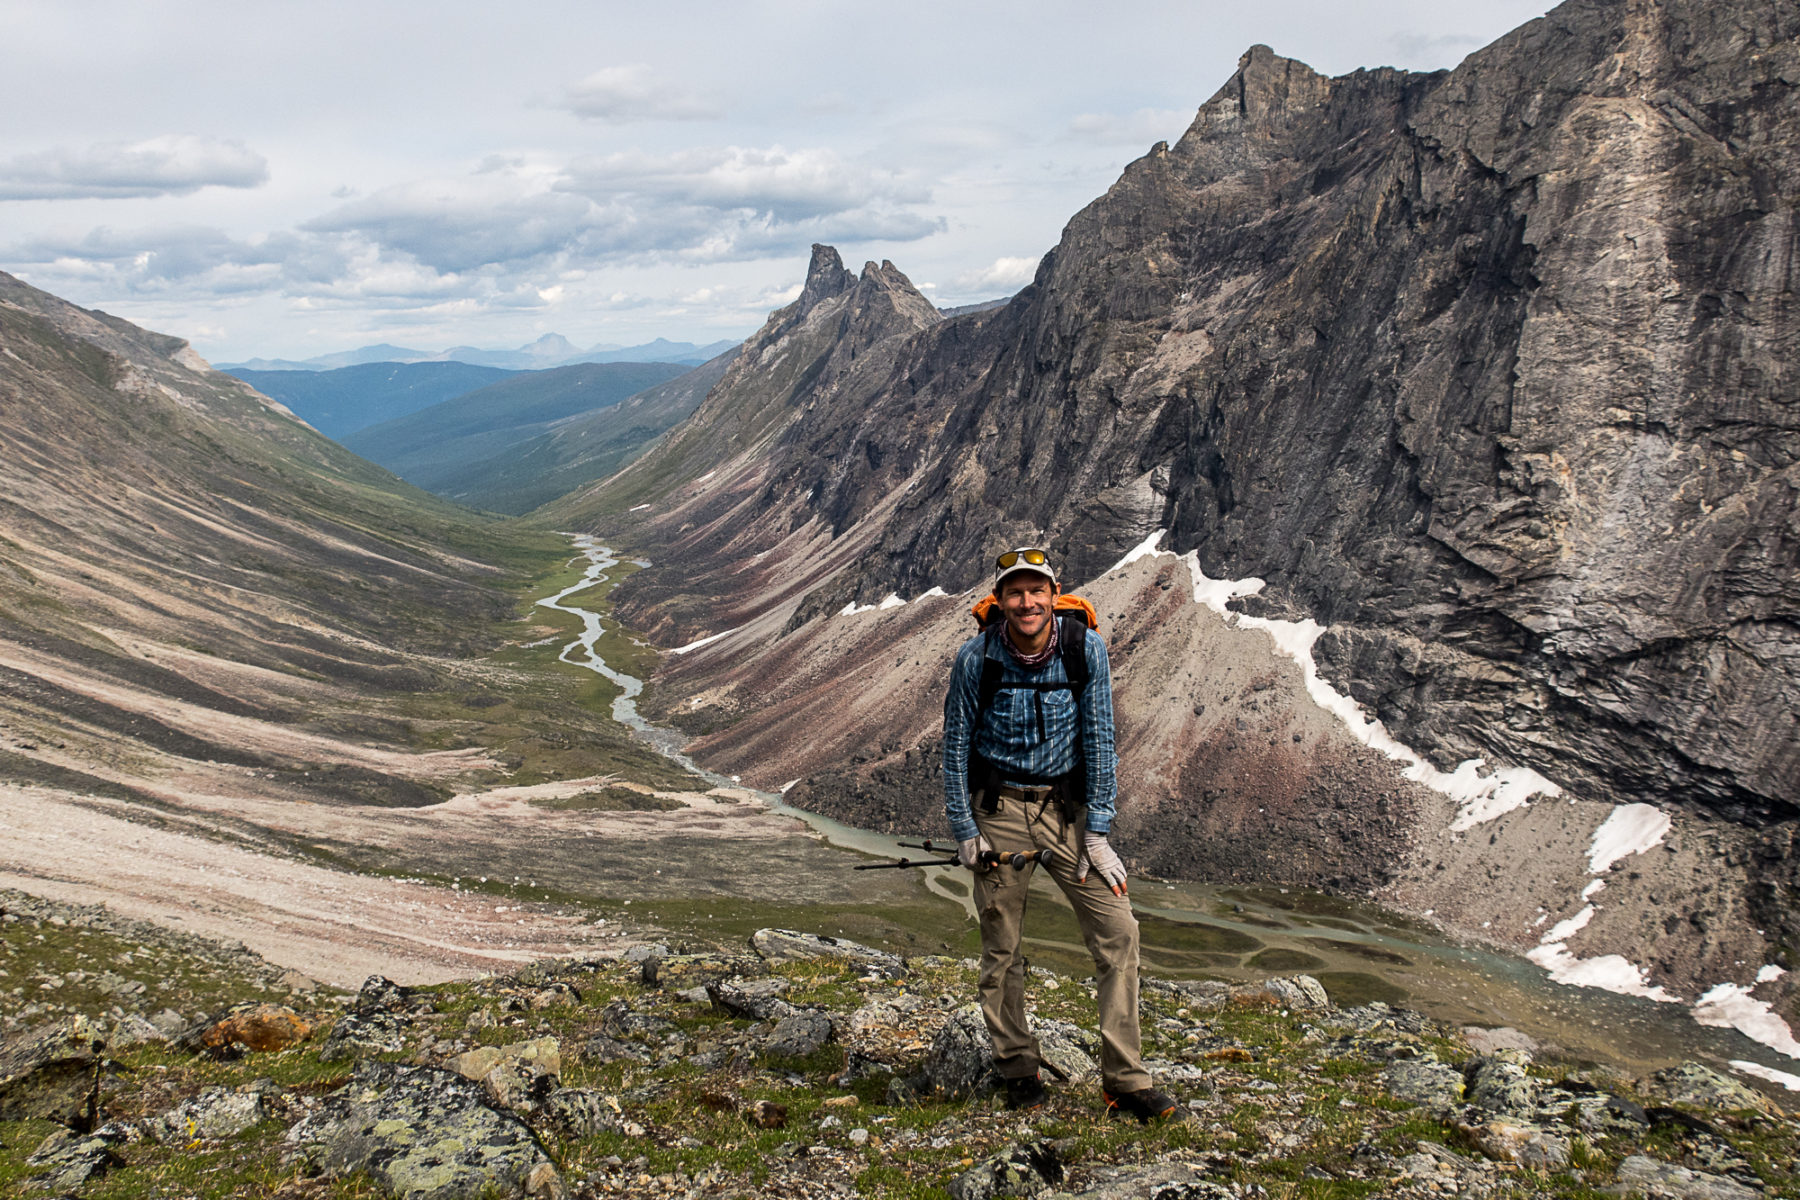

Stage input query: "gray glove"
[
  {"left": 958, "top": 834, "right": 993, "bottom": 871},
  {"left": 1080, "top": 832, "right": 1128, "bottom": 896}
]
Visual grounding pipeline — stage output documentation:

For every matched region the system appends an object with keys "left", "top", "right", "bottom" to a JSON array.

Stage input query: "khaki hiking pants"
[{"left": 971, "top": 786, "right": 1150, "bottom": 1094}]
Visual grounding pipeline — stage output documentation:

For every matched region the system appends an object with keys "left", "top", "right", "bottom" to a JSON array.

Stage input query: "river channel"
[{"left": 543, "top": 537, "right": 1795, "bottom": 1086}]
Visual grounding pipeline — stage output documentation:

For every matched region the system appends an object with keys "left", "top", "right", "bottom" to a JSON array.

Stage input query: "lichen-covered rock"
[
  {"left": 1035, "top": 1019, "right": 1099, "bottom": 1085},
  {"left": 26, "top": 1124, "right": 127, "bottom": 1190},
  {"left": 643, "top": 953, "right": 766, "bottom": 991},
  {"left": 1646, "top": 1063, "right": 1782, "bottom": 1117},
  {"left": 946, "top": 1140, "right": 1063, "bottom": 1200},
  {"left": 1463, "top": 1055, "right": 1539, "bottom": 1118},
  {"left": 765, "top": 1011, "right": 835, "bottom": 1058},
  {"left": 449, "top": 1038, "right": 561, "bottom": 1115},
  {"left": 1460, "top": 1119, "right": 1570, "bottom": 1168},
  {"left": 921, "top": 1005, "right": 1000, "bottom": 1100},
  {"left": 194, "top": 1002, "right": 312, "bottom": 1054},
  {"left": 707, "top": 976, "right": 796, "bottom": 1021},
  {"left": 540, "top": 1088, "right": 623, "bottom": 1138},
  {"left": 285, "top": 1060, "right": 557, "bottom": 1200},
  {"left": 596, "top": 999, "right": 678, "bottom": 1040},
  {"left": 1380, "top": 1059, "right": 1465, "bottom": 1111},
  {"left": 319, "top": 974, "right": 427, "bottom": 1062},
  {"left": 580, "top": 1035, "right": 648, "bottom": 1065},
  {"left": 0, "top": 1015, "right": 105, "bottom": 1127},
  {"left": 1229, "top": 975, "right": 1330, "bottom": 1011},
  {"left": 1045, "top": 1161, "right": 1231, "bottom": 1199},
  {"left": 751, "top": 929, "right": 905, "bottom": 977},
  {"left": 144, "top": 1085, "right": 268, "bottom": 1143},
  {"left": 1614, "top": 1154, "right": 1762, "bottom": 1200}
]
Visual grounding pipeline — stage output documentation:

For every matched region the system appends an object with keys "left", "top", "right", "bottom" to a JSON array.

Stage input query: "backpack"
[{"left": 964, "top": 593, "right": 1101, "bottom": 813}]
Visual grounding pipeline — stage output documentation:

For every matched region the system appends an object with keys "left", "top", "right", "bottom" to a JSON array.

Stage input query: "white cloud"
[
  {"left": 0, "top": 136, "right": 268, "bottom": 201},
  {"left": 1066, "top": 108, "right": 1191, "bottom": 146},
  {"left": 558, "top": 64, "right": 721, "bottom": 123},
  {"left": 559, "top": 145, "right": 932, "bottom": 224},
  {"left": 951, "top": 254, "right": 1040, "bottom": 294}
]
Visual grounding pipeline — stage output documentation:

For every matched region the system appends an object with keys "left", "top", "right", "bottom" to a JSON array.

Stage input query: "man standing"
[{"left": 942, "top": 546, "right": 1181, "bottom": 1121}]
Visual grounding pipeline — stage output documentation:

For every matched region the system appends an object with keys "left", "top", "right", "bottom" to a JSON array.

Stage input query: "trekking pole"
[{"left": 853, "top": 855, "right": 958, "bottom": 871}]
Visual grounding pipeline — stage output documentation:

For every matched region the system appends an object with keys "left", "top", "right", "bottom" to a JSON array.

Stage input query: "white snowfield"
[
  {"left": 670, "top": 628, "right": 737, "bottom": 656},
  {"left": 1588, "top": 803, "right": 1673, "bottom": 873}
]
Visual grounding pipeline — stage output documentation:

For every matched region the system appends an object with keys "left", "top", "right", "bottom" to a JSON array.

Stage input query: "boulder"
[
  {"left": 923, "top": 1006, "right": 999, "bottom": 1100},
  {"left": 708, "top": 977, "right": 796, "bottom": 1021},
  {"left": 1614, "top": 1155, "right": 1762, "bottom": 1200},
  {"left": 643, "top": 953, "right": 766, "bottom": 991},
  {"left": 1049, "top": 1167, "right": 1232, "bottom": 1200},
  {"left": 26, "top": 1125, "right": 127, "bottom": 1191},
  {"left": 946, "top": 1141, "right": 1063, "bottom": 1200},
  {"left": 1035, "top": 1019, "right": 1099, "bottom": 1085},
  {"left": 1463, "top": 1055, "right": 1539, "bottom": 1119},
  {"left": 449, "top": 1037, "right": 560, "bottom": 1116},
  {"left": 0, "top": 1015, "right": 105, "bottom": 1127},
  {"left": 144, "top": 1085, "right": 268, "bottom": 1143},
  {"left": 1645, "top": 1063, "right": 1782, "bottom": 1117},
  {"left": 1380, "top": 1059, "right": 1464, "bottom": 1112},
  {"left": 319, "top": 975, "right": 427, "bottom": 1062},
  {"left": 1228, "top": 975, "right": 1330, "bottom": 1011},
  {"left": 1462, "top": 1026, "right": 1539, "bottom": 1055},
  {"left": 194, "top": 1003, "right": 312, "bottom": 1055},
  {"left": 1460, "top": 1119, "right": 1570, "bottom": 1168},
  {"left": 285, "top": 1060, "right": 558, "bottom": 1200},
  {"left": 580, "top": 1035, "right": 648, "bottom": 1065},
  {"left": 541, "top": 1088, "right": 624, "bottom": 1138},
  {"left": 766, "top": 1011, "right": 835, "bottom": 1058},
  {"left": 751, "top": 929, "right": 905, "bottom": 977}
]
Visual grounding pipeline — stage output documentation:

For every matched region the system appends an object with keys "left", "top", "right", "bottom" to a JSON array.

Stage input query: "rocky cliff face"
[{"left": 575, "top": 0, "right": 1800, "bottom": 1022}]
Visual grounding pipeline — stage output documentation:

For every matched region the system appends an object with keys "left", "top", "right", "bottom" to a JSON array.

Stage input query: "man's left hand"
[{"left": 1080, "top": 832, "right": 1128, "bottom": 896}]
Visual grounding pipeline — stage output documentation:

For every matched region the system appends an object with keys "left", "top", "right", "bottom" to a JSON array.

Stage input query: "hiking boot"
[
  {"left": 1003, "top": 1073, "right": 1048, "bottom": 1110},
  {"left": 1103, "top": 1086, "right": 1184, "bottom": 1122}
]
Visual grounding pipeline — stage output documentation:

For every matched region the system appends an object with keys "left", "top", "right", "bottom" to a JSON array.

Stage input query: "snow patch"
[
  {"left": 1111, "top": 531, "right": 1561, "bottom": 829},
  {"left": 877, "top": 593, "right": 906, "bottom": 610},
  {"left": 778, "top": 779, "right": 800, "bottom": 794},
  {"left": 1581, "top": 879, "right": 1606, "bottom": 900},
  {"left": 629, "top": 503, "right": 651, "bottom": 512},
  {"left": 1694, "top": 983, "right": 1800, "bottom": 1060},
  {"left": 1758, "top": 964, "right": 1787, "bottom": 984},
  {"left": 838, "top": 600, "right": 878, "bottom": 616},
  {"left": 669, "top": 628, "right": 737, "bottom": 656},
  {"left": 695, "top": 470, "right": 716, "bottom": 483},
  {"left": 1732, "top": 1061, "right": 1800, "bottom": 1091},
  {"left": 918, "top": 587, "right": 948, "bottom": 599},
  {"left": 1587, "top": 803, "right": 1672, "bottom": 873},
  {"left": 1524, "top": 943, "right": 1680, "bottom": 1003},
  {"left": 1541, "top": 906, "right": 1595, "bottom": 944}
]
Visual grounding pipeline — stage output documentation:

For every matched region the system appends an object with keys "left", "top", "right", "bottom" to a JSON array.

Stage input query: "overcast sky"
[{"left": 1, "top": 0, "right": 1552, "bottom": 362}]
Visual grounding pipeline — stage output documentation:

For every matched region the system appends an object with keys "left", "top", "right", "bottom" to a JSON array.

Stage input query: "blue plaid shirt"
[{"left": 942, "top": 625, "right": 1118, "bottom": 842}]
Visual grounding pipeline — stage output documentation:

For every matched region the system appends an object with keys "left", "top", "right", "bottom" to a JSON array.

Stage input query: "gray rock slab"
[
  {"left": 1380, "top": 1059, "right": 1465, "bottom": 1111},
  {"left": 1614, "top": 1155, "right": 1762, "bottom": 1200},
  {"left": 948, "top": 1140, "right": 1063, "bottom": 1200},
  {"left": 144, "top": 1086, "right": 267, "bottom": 1143},
  {"left": 0, "top": 1015, "right": 105, "bottom": 1126},
  {"left": 285, "top": 1060, "right": 557, "bottom": 1200}
]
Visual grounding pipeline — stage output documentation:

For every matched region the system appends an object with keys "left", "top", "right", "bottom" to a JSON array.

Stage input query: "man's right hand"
[{"left": 958, "top": 834, "right": 993, "bottom": 870}]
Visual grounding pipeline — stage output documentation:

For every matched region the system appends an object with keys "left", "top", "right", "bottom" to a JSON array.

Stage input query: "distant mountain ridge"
[
  {"left": 341, "top": 360, "right": 690, "bottom": 506},
  {"left": 225, "top": 361, "right": 520, "bottom": 440},
  {"left": 221, "top": 333, "right": 741, "bottom": 372}
]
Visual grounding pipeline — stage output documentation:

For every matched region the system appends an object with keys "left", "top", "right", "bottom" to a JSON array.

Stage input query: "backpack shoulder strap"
[
  {"left": 1058, "top": 614, "right": 1089, "bottom": 695},
  {"left": 975, "top": 632, "right": 1005, "bottom": 716}
]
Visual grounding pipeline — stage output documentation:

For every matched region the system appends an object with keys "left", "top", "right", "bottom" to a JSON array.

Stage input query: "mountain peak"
[{"left": 798, "top": 244, "right": 857, "bottom": 312}]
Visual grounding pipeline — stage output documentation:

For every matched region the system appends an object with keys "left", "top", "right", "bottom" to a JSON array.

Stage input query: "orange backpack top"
[{"left": 968, "top": 592, "right": 1100, "bottom": 635}]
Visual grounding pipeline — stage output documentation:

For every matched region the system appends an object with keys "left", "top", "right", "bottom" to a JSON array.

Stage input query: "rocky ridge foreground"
[
  {"left": 552, "top": 0, "right": 1800, "bottom": 1023},
  {"left": 3, "top": 896, "right": 1797, "bottom": 1198}
]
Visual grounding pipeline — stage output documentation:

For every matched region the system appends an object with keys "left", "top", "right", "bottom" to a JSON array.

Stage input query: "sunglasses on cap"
[{"left": 996, "top": 548, "right": 1051, "bottom": 570}]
